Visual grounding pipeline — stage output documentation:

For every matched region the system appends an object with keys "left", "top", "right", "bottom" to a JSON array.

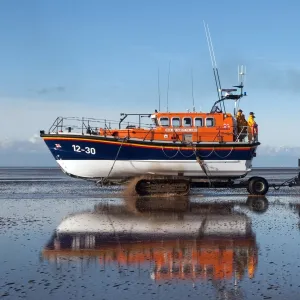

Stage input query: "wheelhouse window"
[
  {"left": 183, "top": 117, "right": 192, "bottom": 127},
  {"left": 172, "top": 117, "right": 181, "bottom": 127},
  {"left": 206, "top": 117, "right": 215, "bottom": 127},
  {"left": 160, "top": 117, "right": 169, "bottom": 127},
  {"left": 194, "top": 117, "right": 203, "bottom": 127}
]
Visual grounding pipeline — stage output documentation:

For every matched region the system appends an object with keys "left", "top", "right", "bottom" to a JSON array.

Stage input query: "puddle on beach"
[
  {"left": 1, "top": 169, "right": 300, "bottom": 299},
  {"left": 1, "top": 193, "right": 300, "bottom": 299}
]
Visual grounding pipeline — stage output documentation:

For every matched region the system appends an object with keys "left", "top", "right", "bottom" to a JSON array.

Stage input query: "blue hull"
[{"left": 42, "top": 134, "right": 258, "bottom": 161}]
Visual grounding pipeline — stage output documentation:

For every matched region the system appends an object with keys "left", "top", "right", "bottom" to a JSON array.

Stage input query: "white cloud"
[
  {"left": 28, "top": 133, "right": 40, "bottom": 144},
  {"left": 0, "top": 137, "right": 13, "bottom": 149}
]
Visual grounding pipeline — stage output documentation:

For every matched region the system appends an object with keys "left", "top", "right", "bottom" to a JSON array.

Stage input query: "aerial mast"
[
  {"left": 203, "top": 21, "right": 225, "bottom": 113},
  {"left": 191, "top": 69, "right": 195, "bottom": 112},
  {"left": 157, "top": 68, "right": 161, "bottom": 111},
  {"left": 233, "top": 65, "right": 246, "bottom": 115},
  {"left": 166, "top": 61, "right": 171, "bottom": 112}
]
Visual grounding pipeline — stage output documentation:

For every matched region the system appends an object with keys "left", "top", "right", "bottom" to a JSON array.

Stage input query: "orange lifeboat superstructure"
[{"left": 99, "top": 111, "right": 236, "bottom": 143}]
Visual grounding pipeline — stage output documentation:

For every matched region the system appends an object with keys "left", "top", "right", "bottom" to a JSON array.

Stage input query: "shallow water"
[{"left": 1, "top": 168, "right": 300, "bottom": 299}]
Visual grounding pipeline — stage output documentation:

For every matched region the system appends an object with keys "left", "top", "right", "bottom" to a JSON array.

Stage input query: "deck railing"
[
  {"left": 48, "top": 116, "right": 154, "bottom": 135},
  {"left": 47, "top": 117, "right": 258, "bottom": 143}
]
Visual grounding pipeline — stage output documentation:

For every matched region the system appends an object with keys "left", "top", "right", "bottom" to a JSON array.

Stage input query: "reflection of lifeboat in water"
[{"left": 43, "top": 199, "right": 258, "bottom": 281}]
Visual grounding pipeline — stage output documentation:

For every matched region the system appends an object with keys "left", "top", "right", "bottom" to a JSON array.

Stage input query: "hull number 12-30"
[{"left": 72, "top": 145, "right": 96, "bottom": 155}]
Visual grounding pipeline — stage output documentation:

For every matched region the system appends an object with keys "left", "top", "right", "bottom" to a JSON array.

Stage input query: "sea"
[{"left": 1, "top": 167, "right": 300, "bottom": 300}]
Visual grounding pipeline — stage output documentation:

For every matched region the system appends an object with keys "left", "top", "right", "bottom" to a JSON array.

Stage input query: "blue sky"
[{"left": 1, "top": 0, "right": 300, "bottom": 150}]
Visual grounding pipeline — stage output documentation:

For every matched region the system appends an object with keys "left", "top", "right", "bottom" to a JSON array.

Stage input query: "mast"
[
  {"left": 203, "top": 22, "right": 247, "bottom": 115},
  {"left": 203, "top": 21, "right": 225, "bottom": 113},
  {"left": 233, "top": 65, "right": 246, "bottom": 116},
  {"left": 166, "top": 61, "right": 171, "bottom": 112},
  {"left": 157, "top": 68, "right": 161, "bottom": 111},
  {"left": 191, "top": 69, "right": 195, "bottom": 112}
]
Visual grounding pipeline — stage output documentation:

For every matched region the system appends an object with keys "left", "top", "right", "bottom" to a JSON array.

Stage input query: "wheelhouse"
[{"left": 98, "top": 111, "right": 237, "bottom": 143}]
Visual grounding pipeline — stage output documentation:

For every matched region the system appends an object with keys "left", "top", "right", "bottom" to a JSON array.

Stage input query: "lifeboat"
[{"left": 40, "top": 75, "right": 259, "bottom": 193}]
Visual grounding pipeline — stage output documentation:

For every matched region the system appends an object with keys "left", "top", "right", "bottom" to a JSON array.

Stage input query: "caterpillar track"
[{"left": 135, "top": 177, "right": 190, "bottom": 196}]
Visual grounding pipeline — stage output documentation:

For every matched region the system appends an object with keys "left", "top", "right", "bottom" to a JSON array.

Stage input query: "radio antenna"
[
  {"left": 235, "top": 65, "right": 246, "bottom": 113},
  {"left": 203, "top": 21, "right": 225, "bottom": 113},
  {"left": 191, "top": 69, "right": 195, "bottom": 112},
  {"left": 166, "top": 61, "right": 171, "bottom": 112},
  {"left": 157, "top": 68, "right": 161, "bottom": 111}
]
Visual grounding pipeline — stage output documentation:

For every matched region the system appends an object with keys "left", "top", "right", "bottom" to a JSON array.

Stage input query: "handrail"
[
  {"left": 235, "top": 125, "right": 259, "bottom": 142},
  {"left": 47, "top": 116, "right": 258, "bottom": 143},
  {"left": 48, "top": 116, "right": 154, "bottom": 134}
]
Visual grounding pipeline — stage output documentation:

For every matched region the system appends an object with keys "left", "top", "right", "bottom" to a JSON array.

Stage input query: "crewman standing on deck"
[
  {"left": 236, "top": 109, "right": 242, "bottom": 122},
  {"left": 236, "top": 109, "right": 248, "bottom": 141},
  {"left": 247, "top": 112, "right": 258, "bottom": 142}
]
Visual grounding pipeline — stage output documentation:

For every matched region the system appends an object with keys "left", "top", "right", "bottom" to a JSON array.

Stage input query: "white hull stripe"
[{"left": 56, "top": 159, "right": 252, "bottom": 179}]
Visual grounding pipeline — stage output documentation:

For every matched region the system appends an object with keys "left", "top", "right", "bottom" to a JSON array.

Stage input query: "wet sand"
[{"left": 1, "top": 168, "right": 300, "bottom": 299}]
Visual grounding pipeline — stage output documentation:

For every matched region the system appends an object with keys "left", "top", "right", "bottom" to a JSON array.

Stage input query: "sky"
[{"left": 1, "top": 0, "right": 300, "bottom": 166}]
